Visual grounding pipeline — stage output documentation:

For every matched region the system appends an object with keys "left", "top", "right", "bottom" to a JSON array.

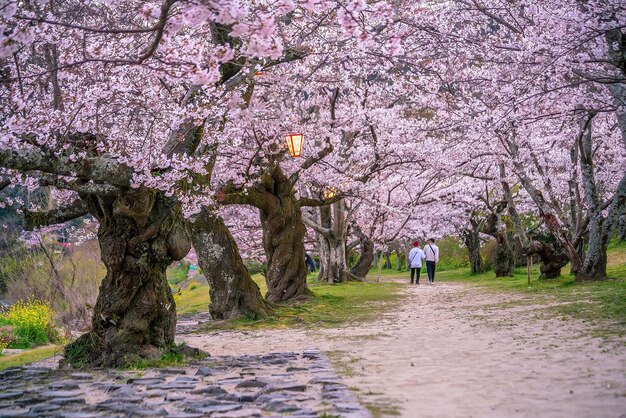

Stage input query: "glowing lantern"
[
  {"left": 324, "top": 187, "right": 338, "bottom": 199},
  {"left": 285, "top": 133, "right": 304, "bottom": 158}
]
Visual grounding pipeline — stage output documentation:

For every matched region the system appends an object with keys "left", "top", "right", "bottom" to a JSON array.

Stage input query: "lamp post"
[{"left": 284, "top": 133, "right": 304, "bottom": 157}]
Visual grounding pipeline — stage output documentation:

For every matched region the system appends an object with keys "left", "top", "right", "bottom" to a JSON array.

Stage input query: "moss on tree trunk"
[
  {"left": 493, "top": 232, "right": 515, "bottom": 278},
  {"left": 261, "top": 195, "right": 311, "bottom": 302},
  {"left": 64, "top": 189, "right": 190, "bottom": 368},
  {"left": 189, "top": 208, "right": 271, "bottom": 319}
]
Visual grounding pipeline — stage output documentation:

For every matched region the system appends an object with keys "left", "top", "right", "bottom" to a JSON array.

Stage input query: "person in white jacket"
[
  {"left": 424, "top": 238, "right": 439, "bottom": 284},
  {"left": 407, "top": 241, "right": 426, "bottom": 284}
]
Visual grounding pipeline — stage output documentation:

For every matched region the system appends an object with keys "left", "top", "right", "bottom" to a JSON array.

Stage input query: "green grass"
[
  {"left": 167, "top": 263, "right": 189, "bottom": 286},
  {"left": 126, "top": 350, "right": 185, "bottom": 370},
  {"left": 434, "top": 242, "right": 626, "bottom": 337},
  {"left": 0, "top": 345, "right": 61, "bottom": 370},
  {"left": 197, "top": 279, "right": 403, "bottom": 331},
  {"left": 174, "top": 281, "right": 210, "bottom": 316}
]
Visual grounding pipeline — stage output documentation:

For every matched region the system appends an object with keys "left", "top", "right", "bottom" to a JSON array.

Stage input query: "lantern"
[
  {"left": 285, "top": 133, "right": 304, "bottom": 158},
  {"left": 324, "top": 187, "right": 338, "bottom": 199}
]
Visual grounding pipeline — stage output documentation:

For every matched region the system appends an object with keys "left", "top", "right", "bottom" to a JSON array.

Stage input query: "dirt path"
[{"left": 180, "top": 282, "right": 626, "bottom": 418}]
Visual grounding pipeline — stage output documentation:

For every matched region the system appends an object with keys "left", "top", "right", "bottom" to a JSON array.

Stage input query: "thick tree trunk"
[
  {"left": 525, "top": 241, "right": 569, "bottom": 279},
  {"left": 576, "top": 113, "right": 610, "bottom": 281},
  {"left": 462, "top": 228, "right": 484, "bottom": 274},
  {"left": 483, "top": 212, "right": 514, "bottom": 277},
  {"left": 493, "top": 232, "right": 515, "bottom": 277},
  {"left": 325, "top": 237, "right": 348, "bottom": 283},
  {"left": 258, "top": 172, "right": 310, "bottom": 302},
  {"left": 217, "top": 165, "right": 315, "bottom": 302},
  {"left": 578, "top": 215, "right": 609, "bottom": 281},
  {"left": 189, "top": 208, "right": 271, "bottom": 319},
  {"left": 305, "top": 200, "right": 351, "bottom": 283},
  {"left": 64, "top": 189, "right": 191, "bottom": 368},
  {"left": 261, "top": 202, "right": 310, "bottom": 301},
  {"left": 316, "top": 235, "right": 330, "bottom": 282},
  {"left": 619, "top": 215, "right": 626, "bottom": 241},
  {"left": 315, "top": 206, "right": 332, "bottom": 283},
  {"left": 350, "top": 234, "right": 374, "bottom": 279}
]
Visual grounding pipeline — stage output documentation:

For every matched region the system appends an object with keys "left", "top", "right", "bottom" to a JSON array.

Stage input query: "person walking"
[
  {"left": 407, "top": 241, "right": 426, "bottom": 284},
  {"left": 424, "top": 238, "right": 439, "bottom": 284}
]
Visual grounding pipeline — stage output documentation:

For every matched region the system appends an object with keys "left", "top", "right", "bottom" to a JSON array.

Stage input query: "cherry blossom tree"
[{"left": 0, "top": 0, "right": 324, "bottom": 366}]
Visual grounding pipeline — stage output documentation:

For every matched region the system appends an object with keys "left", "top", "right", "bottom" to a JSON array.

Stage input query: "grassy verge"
[
  {"left": 197, "top": 280, "right": 403, "bottom": 332},
  {"left": 0, "top": 345, "right": 61, "bottom": 371},
  {"left": 435, "top": 242, "right": 626, "bottom": 337}
]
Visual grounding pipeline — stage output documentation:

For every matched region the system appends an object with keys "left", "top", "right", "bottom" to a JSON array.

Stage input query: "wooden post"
[{"left": 527, "top": 256, "right": 532, "bottom": 285}]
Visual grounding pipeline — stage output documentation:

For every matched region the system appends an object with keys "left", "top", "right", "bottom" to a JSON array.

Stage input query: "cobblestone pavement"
[{"left": 0, "top": 349, "right": 370, "bottom": 418}]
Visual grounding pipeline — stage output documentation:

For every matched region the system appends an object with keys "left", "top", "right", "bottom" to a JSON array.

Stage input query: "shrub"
[
  {"left": 167, "top": 262, "right": 189, "bottom": 286},
  {"left": 436, "top": 237, "right": 470, "bottom": 271},
  {"left": 0, "top": 339, "right": 8, "bottom": 355},
  {"left": 4, "top": 239, "right": 104, "bottom": 331},
  {"left": 0, "top": 299, "right": 55, "bottom": 348},
  {"left": 0, "top": 325, "right": 16, "bottom": 349},
  {"left": 246, "top": 261, "right": 265, "bottom": 275}
]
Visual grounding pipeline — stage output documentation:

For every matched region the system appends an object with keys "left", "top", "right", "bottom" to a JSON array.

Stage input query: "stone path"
[{"left": 0, "top": 349, "right": 370, "bottom": 418}]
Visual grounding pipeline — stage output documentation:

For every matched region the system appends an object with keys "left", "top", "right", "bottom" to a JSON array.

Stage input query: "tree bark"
[
  {"left": 619, "top": 215, "right": 626, "bottom": 241},
  {"left": 314, "top": 206, "right": 332, "bottom": 283},
  {"left": 350, "top": 229, "right": 375, "bottom": 279},
  {"left": 525, "top": 241, "right": 569, "bottom": 279},
  {"left": 304, "top": 200, "right": 351, "bottom": 283},
  {"left": 261, "top": 195, "right": 310, "bottom": 301},
  {"left": 576, "top": 111, "right": 615, "bottom": 281},
  {"left": 316, "top": 231, "right": 330, "bottom": 282},
  {"left": 483, "top": 212, "right": 514, "bottom": 277},
  {"left": 217, "top": 165, "right": 311, "bottom": 302},
  {"left": 493, "top": 232, "right": 515, "bottom": 277},
  {"left": 189, "top": 208, "right": 271, "bottom": 319},
  {"left": 462, "top": 227, "right": 484, "bottom": 274},
  {"left": 64, "top": 188, "right": 191, "bottom": 368},
  {"left": 258, "top": 170, "right": 310, "bottom": 302}
]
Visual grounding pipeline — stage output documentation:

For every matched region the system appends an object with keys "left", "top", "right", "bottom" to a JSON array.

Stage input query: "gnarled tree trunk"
[
  {"left": 314, "top": 205, "right": 333, "bottom": 283},
  {"left": 525, "top": 241, "right": 569, "bottom": 279},
  {"left": 462, "top": 227, "right": 484, "bottom": 274},
  {"left": 316, "top": 230, "right": 330, "bottom": 282},
  {"left": 258, "top": 170, "right": 310, "bottom": 302},
  {"left": 578, "top": 215, "right": 609, "bottom": 281},
  {"left": 493, "top": 232, "right": 515, "bottom": 277},
  {"left": 64, "top": 188, "right": 191, "bottom": 368},
  {"left": 217, "top": 165, "right": 311, "bottom": 303},
  {"left": 189, "top": 208, "right": 271, "bottom": 319},
  {"left": 484, "top": 212, "right": 514, "bottom": 277},
  {"left": 349, "top": 225, "right": 374, "bottom": 279},
  {"left": 261, "top": 195, "right": 310, "bottom": 302},
  {"left": 305, "top": 200, "right": 352, "bottom": 283}
]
